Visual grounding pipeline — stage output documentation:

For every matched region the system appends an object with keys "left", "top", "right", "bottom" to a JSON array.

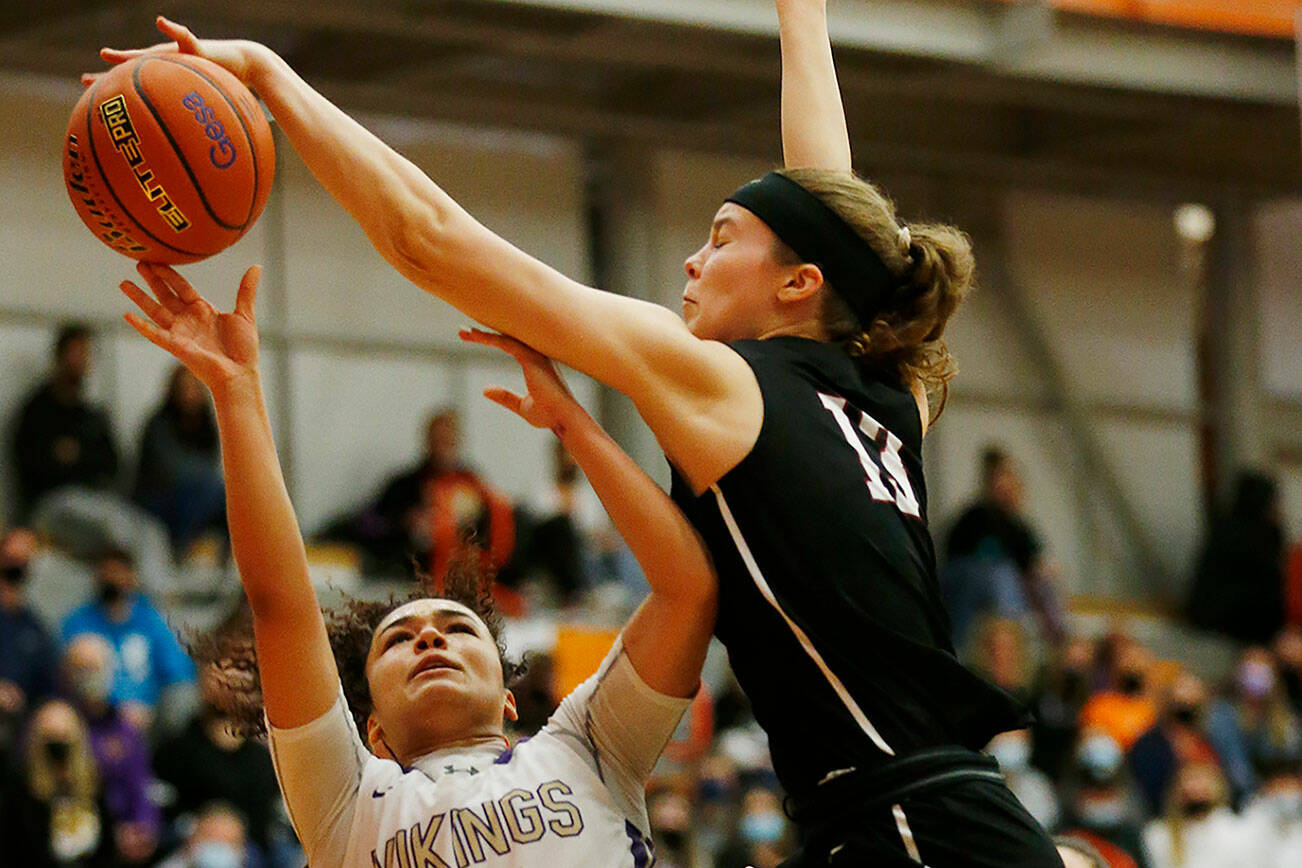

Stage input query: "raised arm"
[
  {"left": 463, "top": 330, "right": 715, "bottom": 698},
  {"left": 777, "top": 0, "right": 853, "bottom": 171},
  {"left": 119, "top": 264, "right": 337, "bottom": 729},
  {"left": 100, "top": 19, "right": 756, "bottom": 495}
]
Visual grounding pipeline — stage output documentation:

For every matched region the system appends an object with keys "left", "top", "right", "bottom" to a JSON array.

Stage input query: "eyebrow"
[
  {"left": 377, "top": 608, "right": 481, "bottom": 639},
  {"left": 711, "top": 216, "right": 736, "bottom": 234}
]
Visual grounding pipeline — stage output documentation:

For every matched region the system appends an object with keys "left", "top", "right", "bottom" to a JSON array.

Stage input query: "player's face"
[
  {"left": 366, "top": 599, "right": 514, "bottom": 757},
  {"left": 682, "top": 203, "right": 792, "bottom": 342}
]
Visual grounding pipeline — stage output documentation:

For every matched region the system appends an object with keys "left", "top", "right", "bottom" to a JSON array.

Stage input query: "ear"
[
  {"left": 366, "top": 714, "right": 391, "bottom": 759},
  {"left": 502, "top": 689, "right": 518, "bottom": 723},
  {"left": 777, "top": 263, "right": 825, "bottom": 304}
]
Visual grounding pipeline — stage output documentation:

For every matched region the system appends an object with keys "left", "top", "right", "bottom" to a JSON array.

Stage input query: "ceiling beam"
[{"left": 495, "top": 0, "right": 1299, "bottom": 104}]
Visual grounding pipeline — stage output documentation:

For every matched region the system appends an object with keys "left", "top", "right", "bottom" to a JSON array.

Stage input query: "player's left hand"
[
  {"left": 120, "top": 263, "right": 262, "bottom": 397},
  {"left": 460, "top": 329, "right": 583, "bottom": 435},
  {"left": 90, "top": 16, "right": 271, "bottom": 87}
]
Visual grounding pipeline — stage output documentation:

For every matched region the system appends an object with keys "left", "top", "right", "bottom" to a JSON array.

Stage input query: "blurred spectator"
[
  {"left": 969, "top": 616, "right": 1034, "bottom": 703},
  {"left": 1205, "top": 646, "right": 1302, "bottom": 806},
  {"left": 1240, "top": 760, "right": 1302, "bottom": 868},
  {"left": 693, "top": 750, "right": 743, "bottom": 859},
  {"left": 156, "top": 802, "right": 250, "bottom": 868},
  {"left": 518, "top": 440, "right": 610, "bottom": 606},
  {"left": 1274, "top": 626, "right": 1302, "bottom": 714},
  {"left": 1, "top": 699, "right": 115, "bottom": 867},
  {"left": 1059, "top": 730, "right": 1152, "bottom": 868},
  {"left": 62, "top": 634, "right": 160, "bottom": 865},
  {"left": 133, "top": 366, "right": 225, "bottom": 558},
  {"left": 0, "top": 527, "right": 58, "bottom": 757},
  {"left": 988, "top": 728, "right": 1060, "bottom": 829},
  {"left": 1188, "top": 470, "right": 1286, "bottom": 644},
  {"left": 61, "top": 547, "right": 195, "bottom": 730},
  {"left": 1143, "top": 761, "right": 1261, "bottom": 868},
  {"left": 154, "top": 659, "right": 282, "bottom": 863},
  {"left": 645, "top": 784, "right": 701, "bottom": 868},
  {"left": 1032, "top": 635, "right": 1096, "bottom": 780},
  {"left": 1080, "top": 639, "right": 1159, "bottom": 753},
  {"left": 716, "top": 785, "right": 795, "bottom": 868},
  {"left": 1128, "top": 670, "right": 1222, "bottom": 816},
  {"left": 10, "top": 324, "right": 119, "bottom": 521},
  {"left": 337, "top": 408, "right": 514, "bottom": 584},
  {"left": 942, "top": 447, "right": 1064, "bottom": 648}
]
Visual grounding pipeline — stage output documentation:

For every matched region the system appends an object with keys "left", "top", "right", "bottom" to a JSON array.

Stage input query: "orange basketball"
[{"left": 63, "top": 53, "right": 275, "bottom": 264}]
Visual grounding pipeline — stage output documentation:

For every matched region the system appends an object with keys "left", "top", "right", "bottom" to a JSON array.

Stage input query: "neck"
[
  {"left": 102, "top": 596, "right": 133, "bottom": 621},
  {"left": 396, "top": 729, "right": 509, "bottom": 765},
  {"left": 0, "top": 584, "right": 21, "bottom": 611},
  {"left": 756, "top": 319, "right": 827, "bottom": 342},
  {"left": 51, "top": 375, "right": 81, "bottom": 403}
]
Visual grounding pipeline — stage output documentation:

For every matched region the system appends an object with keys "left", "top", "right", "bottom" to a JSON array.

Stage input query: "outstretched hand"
[
  {"left": 84, "top": 16, "right": 266, "bottom": 89},
  {"left": 121, "top": 263, "right": 261, "bottom": 394},
  {"left": 460, "top": 329, "right": 585, "bottom": 435}
]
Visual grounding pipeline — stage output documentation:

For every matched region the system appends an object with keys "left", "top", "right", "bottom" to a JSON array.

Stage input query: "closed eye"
[
  {"left": 447, "top": 622, "right": 477, "bottom": 635},
  {"left": 383, "top": 630, "right": 412, "bottom": 650}
]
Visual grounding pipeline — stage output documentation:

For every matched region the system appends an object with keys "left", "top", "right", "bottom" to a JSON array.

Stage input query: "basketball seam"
[
  {"left": 133, "top": 59, "right": 243, "bottom": 233},
  {"left": 84, "top": 78, "right": 203, "bottom": 259},
  {"left": 155, "top": 56, "right": 262, "bottom": 231}
]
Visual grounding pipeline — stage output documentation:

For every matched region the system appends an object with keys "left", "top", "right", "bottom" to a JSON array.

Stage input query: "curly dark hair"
[{"left": 190, "top": 558, "right": 524, "bottom": 741}]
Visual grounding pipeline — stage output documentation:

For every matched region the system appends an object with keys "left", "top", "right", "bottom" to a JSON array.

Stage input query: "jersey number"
[{"left": 818, "top": 393, "right": 921, "bottom": 518}]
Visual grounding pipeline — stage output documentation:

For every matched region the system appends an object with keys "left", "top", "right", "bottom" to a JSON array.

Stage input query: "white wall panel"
[
  {"left": 1001, "top": 191, "right": 1195, "bottom": 411},
  {"left": 1255, "top": 200, "right": 1302, "bottom": 400},
  {"left": 280, "top": 122, "right": 590, "bottom": 345},
  {"left": 286, "top": 349, "right": 456, "bottom": 535},
  {"left": 928, "top": 404, "right": 1088, "bottom": 596}
]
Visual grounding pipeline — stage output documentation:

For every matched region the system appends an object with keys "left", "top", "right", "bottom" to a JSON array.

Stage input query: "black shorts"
[{"left": 780, "top": 749, "right": 1063, "bottom": 868}]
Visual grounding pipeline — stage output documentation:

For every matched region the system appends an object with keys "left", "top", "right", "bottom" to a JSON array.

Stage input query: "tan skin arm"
[
  {"left": 119, "top": 264, "right": 338, "bottom": 729},
  {"left": 100, "top": 19, "right": 758, "bottom": 494},
  {"left": 776, "top": 0, "right": 930, "bottom": 430},
  {"left": 777, "top": 0, "right": 853, "bottom": 172},
  {"left": 462, "top": 329, "right": 716, "bottom": 698}
]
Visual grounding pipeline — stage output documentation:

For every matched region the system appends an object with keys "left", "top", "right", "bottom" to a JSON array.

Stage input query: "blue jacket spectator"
[{"left": 61, "top": 548, "right": 193, "bottom": 727}]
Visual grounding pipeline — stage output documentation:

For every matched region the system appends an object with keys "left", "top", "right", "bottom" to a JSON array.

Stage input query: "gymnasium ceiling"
[{"left": 2, "top": 0, "right": 1299, "bottom": 197}]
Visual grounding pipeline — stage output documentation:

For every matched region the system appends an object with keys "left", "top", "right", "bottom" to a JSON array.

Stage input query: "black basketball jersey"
[{"left": 670, "top": 337, "right": 1027, "bottom": 799}]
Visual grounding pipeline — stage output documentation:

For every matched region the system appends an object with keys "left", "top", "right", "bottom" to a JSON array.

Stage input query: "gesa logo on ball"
[{"left": 181, "top": 91, "right": 236, "bottom": 169}]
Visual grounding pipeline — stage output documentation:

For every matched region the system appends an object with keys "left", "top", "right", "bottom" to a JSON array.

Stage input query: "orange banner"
[{"left": 991, "top": 1, "right": 1299, "bottom": 39}]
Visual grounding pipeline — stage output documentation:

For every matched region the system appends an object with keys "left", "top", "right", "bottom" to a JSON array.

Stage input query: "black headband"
[{"left": 725, "top": 172, "right": 896, "bottom": 327}]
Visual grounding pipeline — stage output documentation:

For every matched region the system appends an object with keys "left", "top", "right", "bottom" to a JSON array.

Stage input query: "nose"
[
  {"left": 414, "top": 624, "right": 447, "bottom": 651},
  {"left": 684, "top": 249, "right": 703, "bottom": 280}
]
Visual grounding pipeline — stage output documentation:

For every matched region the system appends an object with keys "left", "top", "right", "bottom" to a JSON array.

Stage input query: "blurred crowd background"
[{"left": 0, "top": 322, "right": 1299, "bottom": 868}]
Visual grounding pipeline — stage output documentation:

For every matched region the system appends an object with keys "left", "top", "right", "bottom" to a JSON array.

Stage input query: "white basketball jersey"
[{"left": 268, "top": 639, "right": 689, "bottom": 867}]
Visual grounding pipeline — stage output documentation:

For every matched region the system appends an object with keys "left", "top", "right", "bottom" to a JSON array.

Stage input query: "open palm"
[
  {"left": 460, "top": 328, "right": 580, "bottom": 433},
  {"left": 121, "top": 263, "right": 261, "bottom": 392}
]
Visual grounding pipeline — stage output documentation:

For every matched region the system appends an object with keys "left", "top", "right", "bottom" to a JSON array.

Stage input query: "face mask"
[
  {"left": 699, "top": 778, "right": 730, "bottom": 804},
  {"left": 989, "top": 735, "right": 1031, "bottom": 772},
  {"left": 1077, "top": 734, "right": 1123, "bottom": 781},
  {"left": 1117, "top": 672, "right": 1145, "bottom": 696},
  {"left": 1262, "top": 788, "right": 1302, "bottom": 821},
  {"left": 1171, "top": 704, "right": 1201, "bottom": 727},
  {"left": 1238, "top": 661, "right": 1275, "bottom": 699},
  {"left": 740, "top": 811, "right": 785, "bottom": 844},
  {"left": 192, "top": 841, "right": 242, "bottom": 868},
  {"left": 1180, "top": 799, "right": 1215, "bottom": 820},
  {"left": 97, "top": 584, "right": 126, "bottom": 606},
  {"left": 658, "top": 830, "right": 686, "bottom": 853},
  {"left": 70, "top": 668, "right": 113, "bottom": 705},
  {"left": 44, "top": 739, "right": 72, "bottom": 764}
]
